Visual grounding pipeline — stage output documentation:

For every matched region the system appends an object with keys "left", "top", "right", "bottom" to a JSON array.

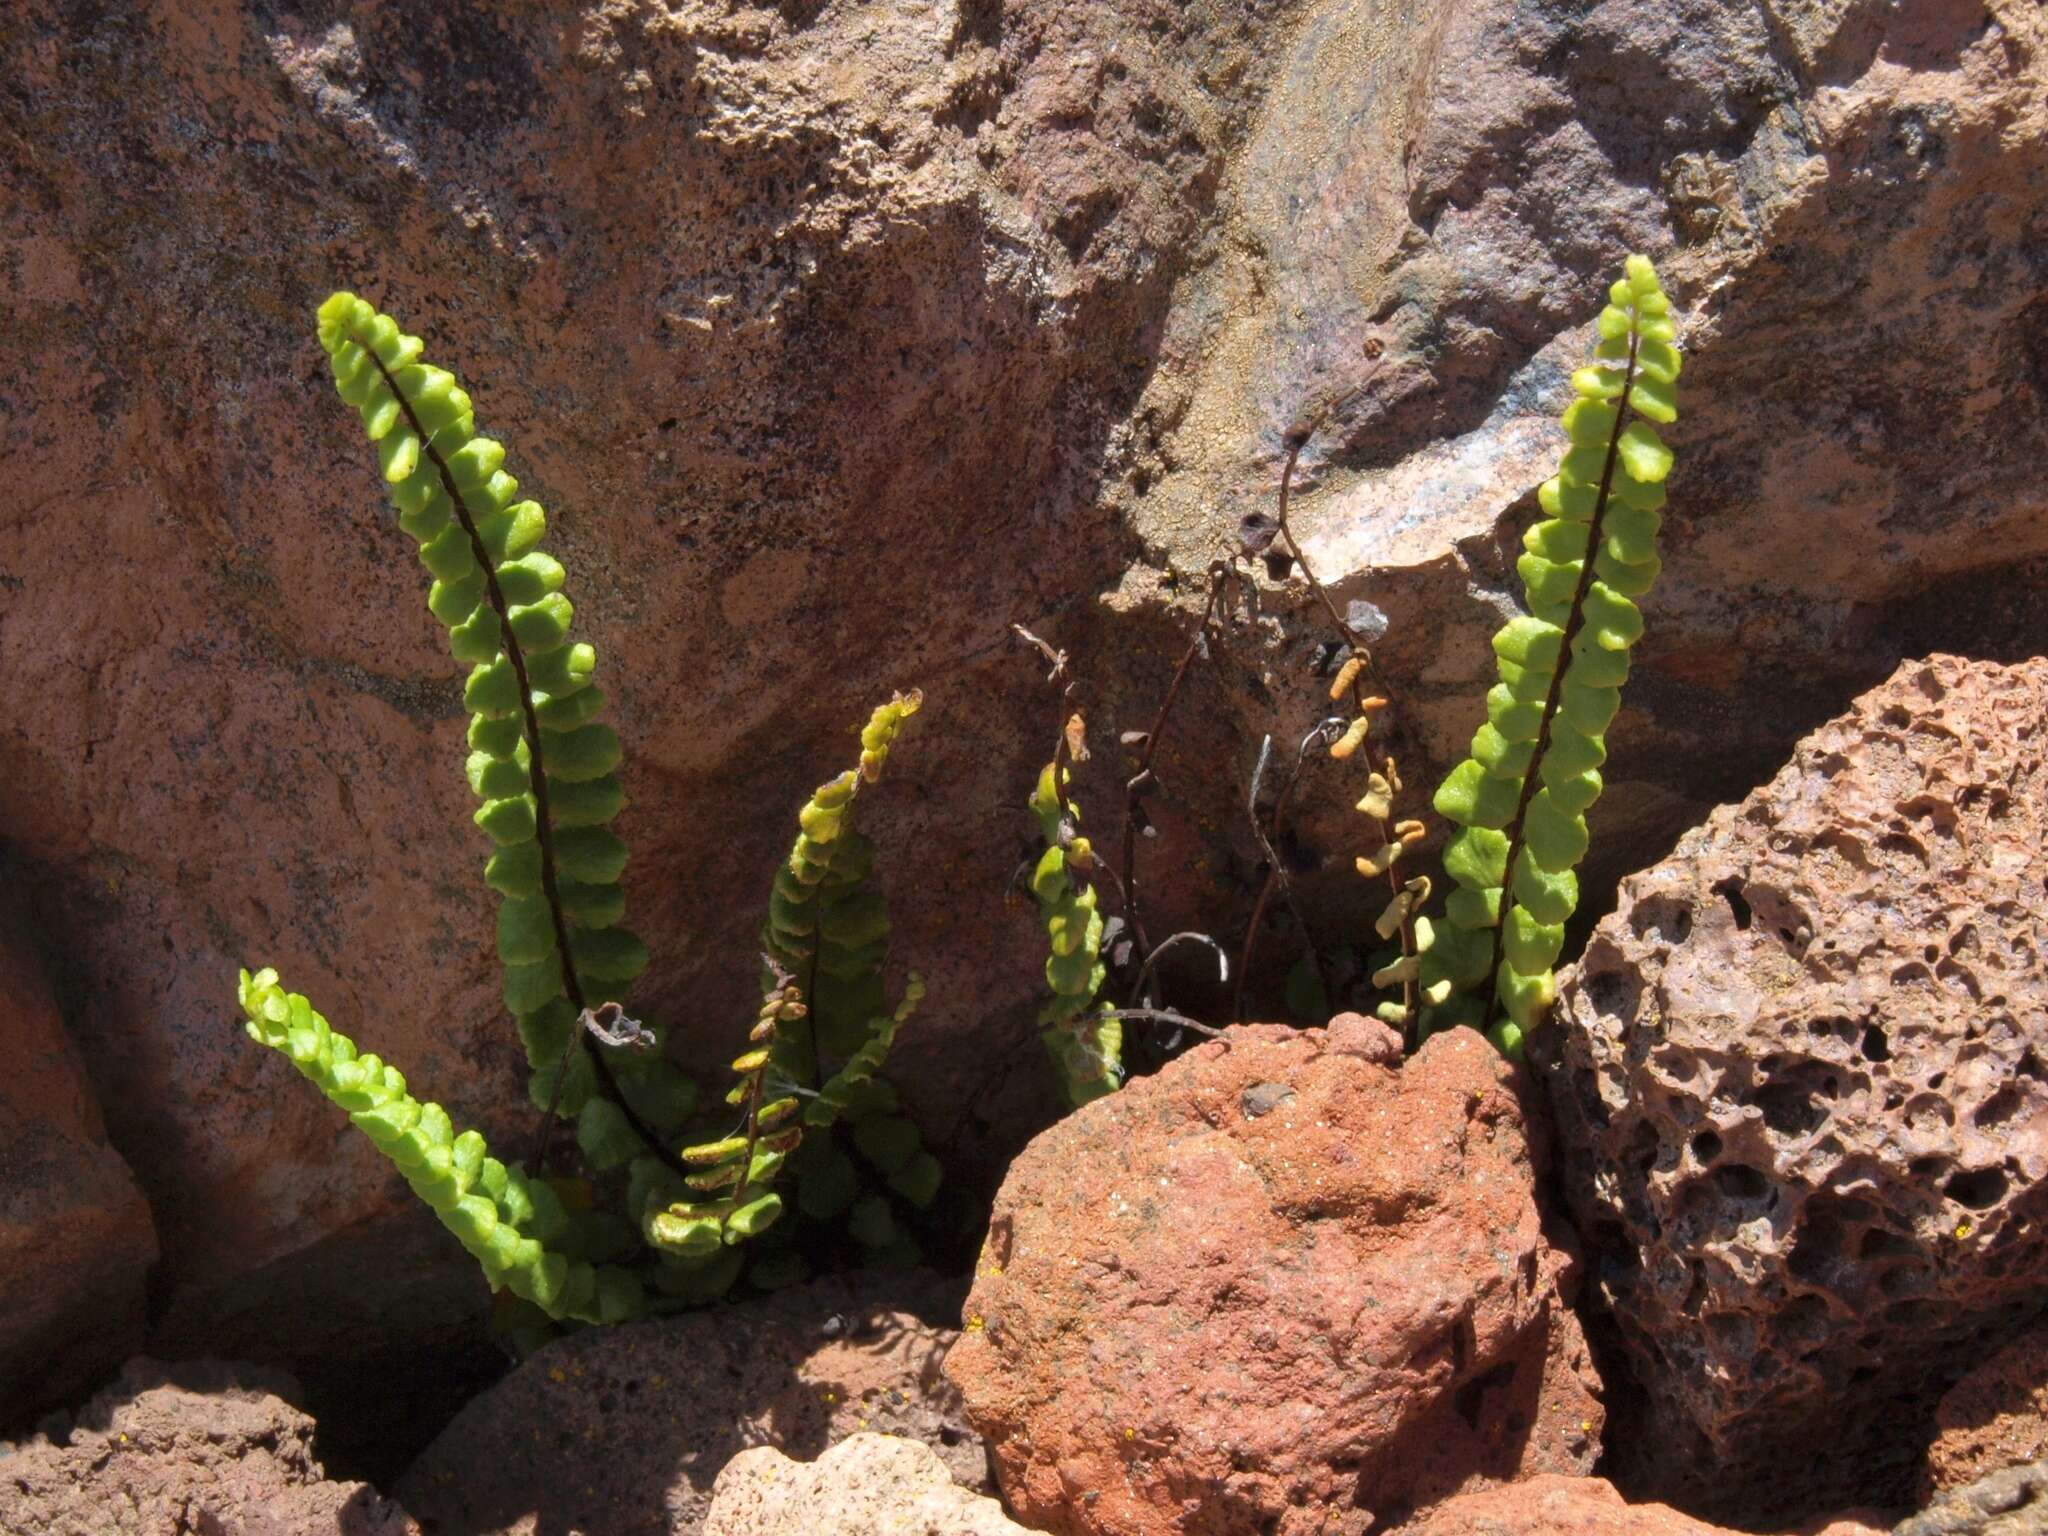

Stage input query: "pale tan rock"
[
  {"left": 705, "top": 1434, "right": 1029, "bottom": 1536},
  {"left": 1547, "top": 654, "right": 2048, "bottom": 1523},
  {"left": 947, "top": 1025, "right": 1602, "bottom": 1536},
  {"left": 400, "top": 1272, "right": 983, "bottom": 1536},
  {"left": 0, "top": 1358, "right": 417, "bottom": 1536}
]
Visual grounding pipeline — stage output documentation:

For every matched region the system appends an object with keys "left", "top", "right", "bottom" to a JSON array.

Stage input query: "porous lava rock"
[
  {"left": 0, "top": 1358, "right": 417, "bottom": 1536},
  {"left": 399, "top": 1272, "right": 982, "bottom": 1536},
  {"left": 1896, "top": 1459, "right": 2048, "bottom": 1536},
  {"left": 1390, "top": 1475, "right": 1886, "bottom": 1536},
  {"left": 0, "top": 906, "right": 156, "bottom": 1420},
  {"left": 704, "top": 1433, "right": 1029, "bottom": 1536},
  {"left": 946, "top": 1024, "right": 1602, "bottom": 1536},
  {"left": 1547, "top": 654, "right": 2048, "bottom": 1523},
  {"left": 1925, "top": 1330, "right": 2048, "bottom": 1502}
]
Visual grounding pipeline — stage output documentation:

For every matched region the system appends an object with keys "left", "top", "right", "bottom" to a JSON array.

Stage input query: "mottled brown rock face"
[
  {"left": 705, "top": 1434, "right": 1029, "bottom": 1536},
  {"left": 399, "top": 1272, "right": 981, "bottom": 1536},
  {"left": 0, "top": 908, "right": 156, "bottom": 1420},
  {"left": 1925, "top": 1330, "right": 2048, "bottom": 1502},
  {"left": 0, "top": 1358, "right": 418, "bottom": 1536},
  {"left": 1547, "top": 654, "right": 2048, "bottom": 1524},
  {"left": 1388, "top": 1475, "right": 1886, "bottom": 1536},
  {"left": 6, "top": 0, "right": 2048, "bottom": 1399},
  {"left": 947, "top": 1025, "right": 1602, "bottom": 1536}
]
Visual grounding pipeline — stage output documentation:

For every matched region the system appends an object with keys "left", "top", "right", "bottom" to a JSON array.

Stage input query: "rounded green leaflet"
[
  {"left": 431, "top": 571, "right": 486, "bottom": 627},
  {"left": 516, "top": 998, "right": 576, "bottom": 1068},
  {"left": 1471, "top": 721, "right": 1535, "bottom": 779},
  {"left": 555, "top": 826, "right": 629, "bottom": 884},
  {"left": 1594, "top": 546, "right": 1660, "bottom": 597},
  {"left": 478, "top": 500, "right": 546, "bottom": 564},
  {"left": 466, "top": 748, "right": 528, "bottom": 800},
  {"left": 1525, "top": 516, "right": 1591, "bottom": 563},
  {"left": 1617, "top": 422, "right": 1673, "bottom": 482},
  {"left": 1446, "top": 884, "right": 1502, "bottom": 929},
  {"left": 536, "top": 685, "right": 607, "bottom": 730},
  {"left": 1492, "top": 616, "right": 1565, "bottom": 670},
  {"left": 1543, "top": 765, "right": 1603, "bottom": 815},
  {"left": 1502, "top": 905, "right": 1564, "bottom": 973},
  {"left": 577, "top": 1097, "right": 642, "bottom": 1172},
  {"left": 420, "top": 524, "right": 480, "bottom": 584},
  {"left": 1545, "top": 718, "right": 1606, "bottom": 777},
  {"left": 528, "top": 1050, "right": 595, "bottom": 1117},
  {"left": 1443, "top": 825, "right": 1509, "bottom": 891},
  {"left": 1486, "top": 685, "right": 1545, "bottom": 743},
  {"left": 475, "top": 794, "right": 538, "bottom": 846},
  {"left": 509, "top": 594, "right": 573, "bottom": 651},
  {"left": 572, "top": 924, "right": 648, "bottom": 984},
  {"left": 1518, "top": 553, "right": 1582, "bottom": 612},
  {"left": 1560, "top": 675, "right": 1622, "bottom": 735},
  {"left": 528, "top": 642, "right": 595, "bottom": 698},
  {"left": 1524, "top": 789, "right": 1589, "bottom": 873},
  {"left": 1497, "top": 961, "right": 1554, "bottom": 1031},
  {"left": 465, "top": 657, "right": 522, "bottom": 719},
  {"left": 1565, "top": 633, "right": 1631, "bottom": 688},
  {"left": 1563, "top": 397, "right": 1618, "bottom": 447},
  {"left": 496, "top": 893, "right": 554, "bottom": 965},
  {"left": 1433, "top": 758, "right": 1518, "bottom": 829},
  {"left": 502, "top": 951, "right": 564, "bottom": 1015},
  {"left": 1539, "top": 475, "right": 1598, "bottom": 521},
  {"left": 485, "top": 839, "right": 543, "bottom": 896},
  {"left": 548, "top": 773, "right": 623, "bottom": 827},
  {"left": 1510, "top": 850, "right": 1577, "bottom": 925},
  {"left": 1581, "top": 582, "right": 1644, "bottom": 651}
]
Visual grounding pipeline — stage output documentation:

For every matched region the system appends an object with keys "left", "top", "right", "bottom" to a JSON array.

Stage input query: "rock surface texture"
[
  {"left": 1390, "top": 1475, "right": 1886, "bottom": 1536},
  {"left": 947, "top": 1024, "right": 1602, "bottom": 1536},
  {"left": 1548, "top": 654, "right": 2048, "bottom": 1523},
  {"left": 5, "top": 0, "right": 2048, "bottom": 1413},
  {"left": 0, "top": 1358, "right": 418, "bottom": 1536},
  {"left": 704, "top": 1433, "right": 1030, "bottom": 1536},
  {"left": 0, "top": 906, "right": 156, "bottom": 1419},
  {"left": 399, "top": 1273, "right": 982, "bottom": 1536},
  {"left": 1925, "top": 1331, "right": 2048, "bottom": 1502},
  {"left": 1895, "top": 1460, "right": 2048, "bottom": 1536}
]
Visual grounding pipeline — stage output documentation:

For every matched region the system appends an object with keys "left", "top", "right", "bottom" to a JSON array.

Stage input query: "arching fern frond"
[{"left": 1422, "top": 255, "right": 1681, "bottom": 1055}]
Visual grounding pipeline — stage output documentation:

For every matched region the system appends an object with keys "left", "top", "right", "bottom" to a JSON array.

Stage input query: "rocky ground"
[{"left": 3, "top": 0, "right": 2046, "bottom": 1530}]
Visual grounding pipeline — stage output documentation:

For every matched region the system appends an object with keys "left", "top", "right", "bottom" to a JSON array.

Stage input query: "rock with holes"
[
  {"left": 1546, "top": 653, "right": 2048, "bottom": 1525},
  {"left": 704, "top": 1434, "right": 1031, "bottom": 1536},
  {"left": 946, "top": 1023, "right": 1604, "bottom": 1536}
]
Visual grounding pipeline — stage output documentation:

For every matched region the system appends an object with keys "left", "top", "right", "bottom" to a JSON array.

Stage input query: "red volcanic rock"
[
  {"left": 1548, "top": 655, "right": 2048, "bottom": 1523},
  {"left": 0, "top": 912, "right": 156, "bottom": 1420},
  {"left": 947, "top": 1024, "right": 1602, "bottom": 1536},
  {"left": 1392, "top": 1476, "right": 1886, "bottom": 1536},
  {"left": 1925, "top": 1330, "right": 2048, "bottom": 1501}
]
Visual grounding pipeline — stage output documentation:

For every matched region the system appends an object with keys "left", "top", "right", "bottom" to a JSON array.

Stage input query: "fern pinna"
[{"left": 1421, "top": 255, "right": 1680, "bottom": 1054}]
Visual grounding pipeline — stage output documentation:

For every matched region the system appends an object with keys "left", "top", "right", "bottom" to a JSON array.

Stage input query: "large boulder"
[
  {"left": 1546, "top": 654, "right": 2048, "bottom": 1523},
  {"left": 946, "top": 1022, "right": 1602, "bottom": 1536},
  {"left": 0, "top": 1358, "right": 417, "bottom": 1536},
  {"left": 398, "top": 1272, "right": 982, "bottom": 1536},
  {"left": 705, "top": 1434, "right": 1030, "bottom": 1536},
  {"left": 0, "top": 906, "right": 156, "bottom": 1420}
]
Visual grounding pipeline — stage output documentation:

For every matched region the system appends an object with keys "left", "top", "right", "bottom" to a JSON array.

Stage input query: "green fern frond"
[
  {"left": 238, "top": 968, "right": 644, "bottom": 1324},
  {"left": 1422, "top": 254, "right": 1680, "bottom": 1055},
  {"left": 757, "top": 691, "right": 936, "bottom": 1250},
  {"left": 314, "top": 292, "right": 653, "bottom": 1127},
  {"left": 1027, "top": 760, "right": 1121, "bottom": 1105}
]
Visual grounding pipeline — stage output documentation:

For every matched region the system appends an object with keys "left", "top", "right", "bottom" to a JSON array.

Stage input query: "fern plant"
[
  {"left": 239, "top": 293, "right": 931, "bottom": 1323},
  {"left": 756, "top": 692, "right": 937, "bottom": 1271},
  {"left": 1420, "top": 254, "right": 1680, "bottom": 1055},
  {"left": 1027, "top": 756, "right": 1123, "bottom": 1105}
]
